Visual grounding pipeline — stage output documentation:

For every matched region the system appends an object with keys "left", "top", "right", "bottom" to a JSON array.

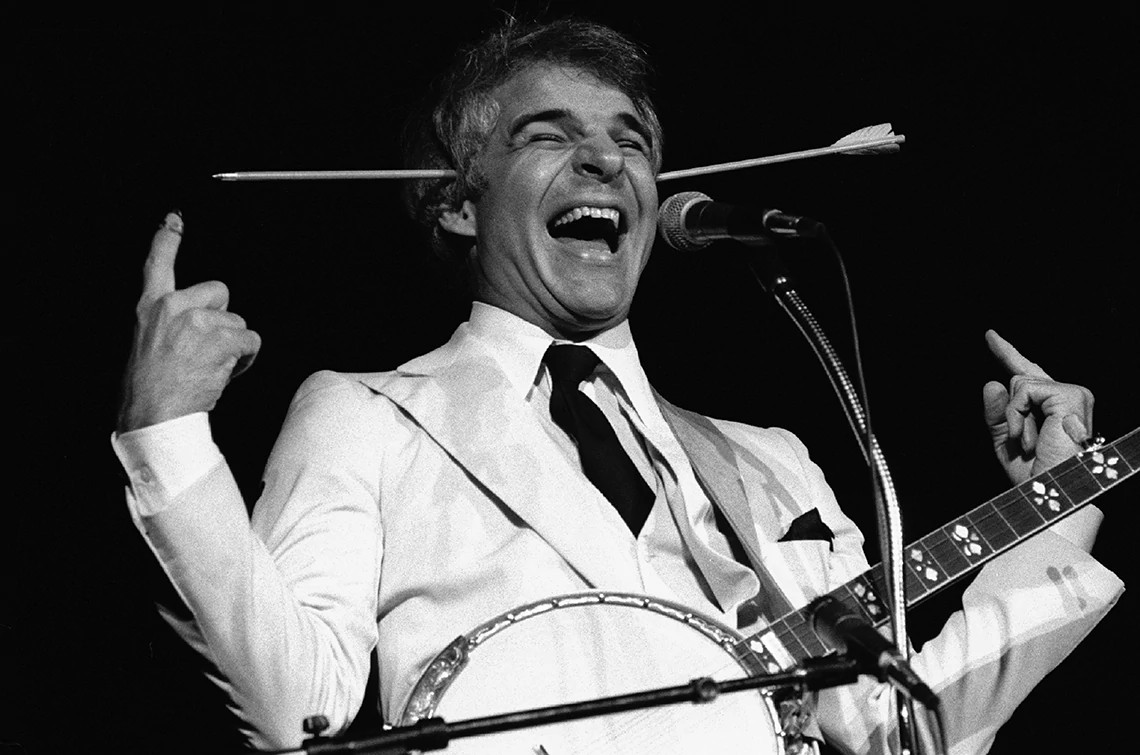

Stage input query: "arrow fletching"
[
  {"left": 831, "top": 122, "right": 903, "bottom": 155},
  {"left": 655, "top": 123, "right": 905, "bottom": 181}
]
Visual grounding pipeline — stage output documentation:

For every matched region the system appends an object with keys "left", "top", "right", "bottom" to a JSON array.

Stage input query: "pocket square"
[{"left": 778, "top": 508, "right": 834, "bottom": 545}]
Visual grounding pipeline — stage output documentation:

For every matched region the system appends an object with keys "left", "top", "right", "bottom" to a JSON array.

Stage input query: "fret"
[
  {"left": 943, "top": 511, "right": 1000, "bottom": 564},
  {"left": 1047, "top": 457, "right": 1102, "bottom": 510},
  {"left": 964, "top": 505, "right": 1018, "bottom": 551},
  {"left": 865, "top": 431, "right": 1135, "bottom": 617},
  {"left": 830, "top": 585, "right": 871, "bottom": 617},
  {"left": 788, "top": 615, "right": 829, "bottom": 658},
  {"left": 1016, "top": 467, "right": 1074, "bottom": 522},
  {"left": 743, "top": 629, "right": 795, "bottom": 674},
  {"left": 735, "top": 643, "right": 770, "bottom": 673},
  {"left": 845, "top": 574, "right": 890, "bottom": 627},
  {"left": 1113, "top": 429, "right": 1140, "bottom": 468},
  {"left": 1077, "top": 441, "right": 1134, "bottom": 488},
  {"left": 903, "top": 542, "right": 945, "bottom": 592},
  {"left": 903, "top": 560, "right": 929, "bottom": 600},
  {"left": 760, "top": 428, "right": 1137, "bottom": 666},
  {"left": 919, "top": 529, "right": 972, "bottom": 577},
  {"left": 807, "top": 587, "right": 878, "bottom": 656},
  {"left": 772, "top": 616, "right": 814, "bottom": 663},
  {"left": 769, "top": 583, "right": 886, "bottom": 668},
  {"left": 989, "top": 485, "right": 1046, "bottom": 536},
  {"left": 867, "top": 567, "right": 891, "bottom": 610}
]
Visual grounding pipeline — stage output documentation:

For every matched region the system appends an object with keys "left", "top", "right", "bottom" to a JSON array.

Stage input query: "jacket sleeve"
[
  {"left": 725, "top": 424, "right": 1124, "bottom": 755},
  {"left": 816, "top": 525, "right": 1122, "bottom": 754},
  {"left": 121, "top": 371, "right": 386, "bottom": 749}
]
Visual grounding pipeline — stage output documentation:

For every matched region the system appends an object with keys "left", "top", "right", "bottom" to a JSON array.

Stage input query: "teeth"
[{"left": 551, "top": 206, "right": 621, "bottom": 230}]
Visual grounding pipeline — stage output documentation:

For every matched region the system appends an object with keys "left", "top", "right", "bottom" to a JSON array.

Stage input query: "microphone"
[
  {"left": 657, "top": 191, "right": 825, "bottom": 251},
  {"left": 809, "top": 595, "right": 940, "bottom": 710}
]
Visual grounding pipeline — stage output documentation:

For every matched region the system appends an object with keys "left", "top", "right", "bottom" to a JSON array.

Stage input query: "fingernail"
[{"left": 161, "top": 210, "right": 184, "bottom": 235}]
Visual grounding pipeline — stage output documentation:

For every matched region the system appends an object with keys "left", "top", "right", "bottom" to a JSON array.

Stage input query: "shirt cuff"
[{"left": 111, "top": 413, "right": 222, "bottom": 516}]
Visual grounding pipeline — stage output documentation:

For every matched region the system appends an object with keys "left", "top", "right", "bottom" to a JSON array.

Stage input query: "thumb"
[{"left": 982, "top": 380, "right": 1010, "bottom": 434}]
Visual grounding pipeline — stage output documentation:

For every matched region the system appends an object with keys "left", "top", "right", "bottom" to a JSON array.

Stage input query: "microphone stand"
[
  {"left": 282, "top": 656, "right": 865, "bottom": 755},
  {"left": 741, "top": 235, "right": 928, "bottom": 755}
]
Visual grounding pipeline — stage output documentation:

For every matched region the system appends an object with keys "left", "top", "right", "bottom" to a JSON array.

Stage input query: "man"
[{"left": 113, "top": 17, "right": 1121, "bottom": 754}]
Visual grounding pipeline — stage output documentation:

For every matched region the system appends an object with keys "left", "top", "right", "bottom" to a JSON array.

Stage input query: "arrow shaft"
[
  {"left": 655, "top": 135, "right": 904, "bottom": 181},
  {"left": 212, "top": 135, "right": 906, "bottom": 182}
]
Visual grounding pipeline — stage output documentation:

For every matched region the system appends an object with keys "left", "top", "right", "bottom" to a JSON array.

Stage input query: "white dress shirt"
[{"left": 112, "top": 302, "right": 758, "bottom": 626}]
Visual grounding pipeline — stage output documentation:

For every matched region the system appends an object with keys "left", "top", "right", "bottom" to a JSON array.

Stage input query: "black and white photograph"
[{"left": 9, "top": 4, "right": 1136, "bottom": 754}]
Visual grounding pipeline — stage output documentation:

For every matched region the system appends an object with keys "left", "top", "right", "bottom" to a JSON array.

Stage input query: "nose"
[{"left": 572, "top": 135, "right": 624, "bottom": 183}]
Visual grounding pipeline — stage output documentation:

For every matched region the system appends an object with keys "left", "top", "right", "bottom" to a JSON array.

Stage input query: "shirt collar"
[{"left": 465, "top": 302, "right": 659, "bottom": 423}]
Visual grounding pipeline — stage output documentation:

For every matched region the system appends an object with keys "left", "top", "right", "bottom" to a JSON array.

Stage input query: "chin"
[
  {"left": 560, "top": 286, "right": 631, "bottom": 320},
  {"left": 559, "top": 303, "right": 631, "bottom": 334}
]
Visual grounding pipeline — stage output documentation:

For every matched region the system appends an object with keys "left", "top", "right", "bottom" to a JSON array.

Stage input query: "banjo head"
[{"left": 400, "top": 591, "right": 787, "bottom": 755}]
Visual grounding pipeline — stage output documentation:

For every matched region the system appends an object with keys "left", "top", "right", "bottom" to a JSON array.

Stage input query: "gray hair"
[{"left": 401, "top": 16, "right": 664, "bottom": 286}]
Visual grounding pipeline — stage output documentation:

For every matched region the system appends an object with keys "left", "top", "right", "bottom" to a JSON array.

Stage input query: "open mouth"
[{"left": 548, "top": 206, "right": 624, "bottom": 255}]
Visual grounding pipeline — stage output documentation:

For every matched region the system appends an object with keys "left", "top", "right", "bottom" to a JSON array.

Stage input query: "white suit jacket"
[{"left": 125, "top": 319, "right": 1124, "bottom": 753}]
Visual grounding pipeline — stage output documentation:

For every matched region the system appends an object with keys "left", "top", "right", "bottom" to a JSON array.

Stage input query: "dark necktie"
[{"left": 544, "top": 344, "right": 655, "bottom": 534}]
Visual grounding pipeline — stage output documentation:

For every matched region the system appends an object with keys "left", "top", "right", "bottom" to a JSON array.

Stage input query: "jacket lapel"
[
  {"left": 655, "top": 395, "right": 796, "bottom": 618},
  {"left": 363, "top": 326, "right": 644, "bottom": 593}
]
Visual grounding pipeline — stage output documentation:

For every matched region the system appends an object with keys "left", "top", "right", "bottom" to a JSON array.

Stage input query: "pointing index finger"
[
  {"left": 985, "top": 328, "right": 1053, "bottom": 380},
  {"left": 141, "top": 211, "right": 184, "bottom": 302}
]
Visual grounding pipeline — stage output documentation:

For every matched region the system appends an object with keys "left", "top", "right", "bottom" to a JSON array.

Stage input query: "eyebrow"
[{"left": 507, "top": 108, "right": 655, "bottom": 149}]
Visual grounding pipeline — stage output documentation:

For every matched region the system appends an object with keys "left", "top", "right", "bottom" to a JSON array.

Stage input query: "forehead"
[{"left": 488, "top": 64, "right": 643, "bottom": 131}]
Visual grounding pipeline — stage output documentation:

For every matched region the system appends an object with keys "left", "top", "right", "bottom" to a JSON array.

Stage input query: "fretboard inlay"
[{"left": 736, "top": 429, "right": 1137, "bottom": 669}]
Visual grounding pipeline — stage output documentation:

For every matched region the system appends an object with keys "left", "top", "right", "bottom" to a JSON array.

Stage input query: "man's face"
[{"left": 449, "top": 64, "right": 659, "bottom": 338}]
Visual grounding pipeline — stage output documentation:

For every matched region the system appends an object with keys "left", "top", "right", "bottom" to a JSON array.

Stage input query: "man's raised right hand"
[{"left": 117, "top": 211, "right": 262, "bottom": 433}]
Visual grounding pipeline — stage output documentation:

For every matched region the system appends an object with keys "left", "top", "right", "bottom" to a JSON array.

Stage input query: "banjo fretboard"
[{"left": 740, "top": 428, "right": 1137, "bottom": 670}]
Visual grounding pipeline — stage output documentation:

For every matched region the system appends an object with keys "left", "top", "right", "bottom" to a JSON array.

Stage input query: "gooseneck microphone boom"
[{"left": 657, "top": 191, "right": 825, "bottom": 251}]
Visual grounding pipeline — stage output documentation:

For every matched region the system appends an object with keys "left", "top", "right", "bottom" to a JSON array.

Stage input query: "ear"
[{"left": 438, "top": 200, "right": 478, "bottom": 237}]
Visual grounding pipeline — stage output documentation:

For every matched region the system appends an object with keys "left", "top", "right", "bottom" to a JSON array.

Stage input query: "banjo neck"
[
  {"left": 741, "top": 428, "right": 1138, "bottom": 671},
  {"left": 395, "top": 430, "right": 1135, "bottom": 753}
]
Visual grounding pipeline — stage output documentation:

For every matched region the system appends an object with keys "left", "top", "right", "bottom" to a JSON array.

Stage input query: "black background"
[{"left": 8, "top": 3, "right": 1137, "bottom": 753}]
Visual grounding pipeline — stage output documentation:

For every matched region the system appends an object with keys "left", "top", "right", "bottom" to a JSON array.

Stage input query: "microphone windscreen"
[{"left": 657, "top": 191, "right": 711, "bottom": 251}]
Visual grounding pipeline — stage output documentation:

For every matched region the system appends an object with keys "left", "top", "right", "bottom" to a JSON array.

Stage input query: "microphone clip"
[{"left": 761, "top": 209, "right": 825, "bottom": 238}]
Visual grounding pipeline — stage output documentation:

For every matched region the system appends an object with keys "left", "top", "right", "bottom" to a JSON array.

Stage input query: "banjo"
[{"left": 398, "top": 429, "right": 1136, "bottom": 754}]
